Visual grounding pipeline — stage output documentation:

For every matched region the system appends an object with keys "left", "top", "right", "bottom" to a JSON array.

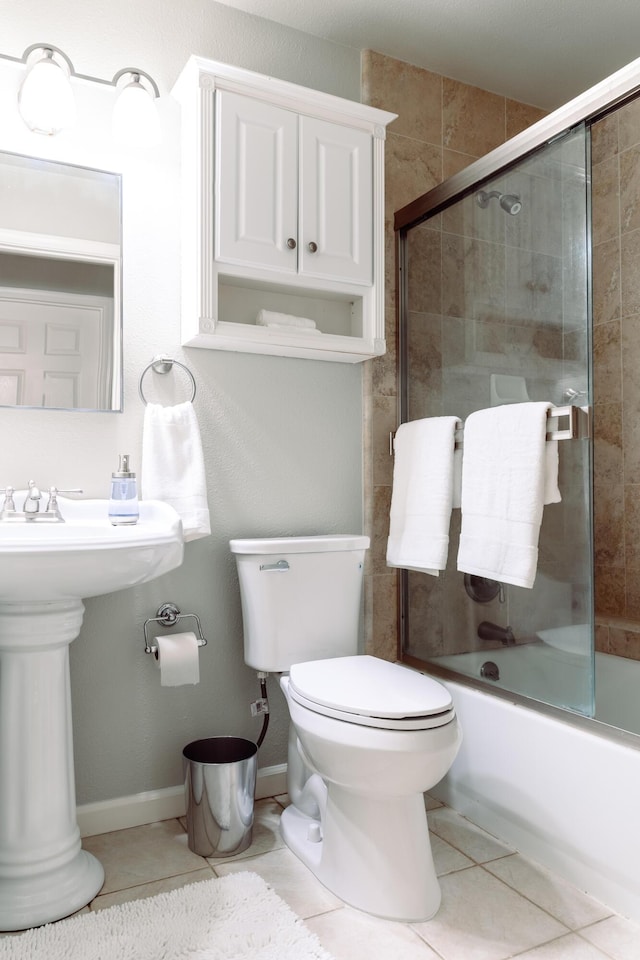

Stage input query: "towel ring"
[{"left": 138, "top": 356, "right": 197, "bottom": 406}]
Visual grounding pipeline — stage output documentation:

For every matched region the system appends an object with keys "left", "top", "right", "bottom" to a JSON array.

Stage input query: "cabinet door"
[
  {"left": 216, "top": 91, "right": 298, "bottom": 272},
  {"left": 299, "top": 116, "right": 372, "bottom": 285}
]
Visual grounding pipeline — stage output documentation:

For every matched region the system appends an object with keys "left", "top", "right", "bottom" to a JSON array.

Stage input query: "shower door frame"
[
  {"left": 394, "top": 56, "right": 640, "bottom": 235},
  {"left": 393, "top": 54, "right": 640, "bottom": 716}
]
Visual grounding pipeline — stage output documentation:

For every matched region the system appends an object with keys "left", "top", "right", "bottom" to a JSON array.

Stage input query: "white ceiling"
[{"left": 213, "top": 0, "right": 640, "bottom": 110}]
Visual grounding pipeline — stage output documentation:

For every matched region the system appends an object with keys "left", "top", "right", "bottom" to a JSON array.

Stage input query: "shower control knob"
[
  {"left": 286, "top": 237, "right": 297, "bottom": 249},
  {"left": 307, "top": 241, "right": 318, "bottom": 253}
]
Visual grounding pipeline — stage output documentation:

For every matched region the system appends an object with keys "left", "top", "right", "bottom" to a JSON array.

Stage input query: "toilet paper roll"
[{"left": 155, "top": 632, "right": 200, "bottom": 686}]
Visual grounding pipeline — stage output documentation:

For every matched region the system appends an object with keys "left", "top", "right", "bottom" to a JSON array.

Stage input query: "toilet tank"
[{"left": 230, "top": 535, "right": 369, "bottom": 672}]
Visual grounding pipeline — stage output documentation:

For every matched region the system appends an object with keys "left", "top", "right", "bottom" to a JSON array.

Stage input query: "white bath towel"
[
  {"left": 256, "top": 309, "right": 317, "bottom": 329},
  {"left": 386, "top": 416, "right": 460, "bottom": 575},
  {"left": 457, "top": 402, "right": 561, "bottom": 589},
  {"left": 141, "top": 401, "right": 211, "bottom": 542}
]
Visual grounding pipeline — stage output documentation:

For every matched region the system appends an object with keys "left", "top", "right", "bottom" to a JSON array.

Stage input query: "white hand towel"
[
  {"left": 386, "top": 416, "right": 460, "bottom": 576},
  {"left": 256, "top": 309, "right": 317, "bottom": 329},
  {"left": 141, "top": 401, "right": 211, "bottom": 542},
  {"left": 457, "top": 402, "right": 561, "bottom": 589}
]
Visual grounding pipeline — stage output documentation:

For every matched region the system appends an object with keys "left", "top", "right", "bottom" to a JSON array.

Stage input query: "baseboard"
[{"left": 77, "top": 764, "right": 288, "bottom": 838}]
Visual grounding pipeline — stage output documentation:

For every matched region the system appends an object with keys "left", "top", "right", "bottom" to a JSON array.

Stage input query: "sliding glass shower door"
[{"left": 398, "top": 123, "right": 594, "bottom": 717}]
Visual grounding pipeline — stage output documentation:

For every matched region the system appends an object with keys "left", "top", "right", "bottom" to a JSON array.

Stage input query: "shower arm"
[{"left": 476, "top": 190, "right": 502, "bottom": 207}]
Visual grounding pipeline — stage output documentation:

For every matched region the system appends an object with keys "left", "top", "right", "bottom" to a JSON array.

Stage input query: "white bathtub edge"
[{"left": 435, "top": 680, "right": 640, "bottom": 923}]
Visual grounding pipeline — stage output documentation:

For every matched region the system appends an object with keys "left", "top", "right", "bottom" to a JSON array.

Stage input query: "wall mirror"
[{"left": 0, "top": 150, "right": 122, "bottom": 411}]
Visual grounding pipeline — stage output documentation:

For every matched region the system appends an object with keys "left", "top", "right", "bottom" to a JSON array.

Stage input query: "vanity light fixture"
[
  {"left": 18, "top": 45, "right": 76, "bottom": 135},
  {"left": 112, "top": 69, "right": 161, "bottom": 147},
  {"left": 8, "top": 43, "right": 161, "bottom": 145}
]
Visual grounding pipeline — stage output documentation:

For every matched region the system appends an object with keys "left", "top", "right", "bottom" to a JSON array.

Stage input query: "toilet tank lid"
[{"left": 230, "top": 535, "right": 369, "bottom": 554}]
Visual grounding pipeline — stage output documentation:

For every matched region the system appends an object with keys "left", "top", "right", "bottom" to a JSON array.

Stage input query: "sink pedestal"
[
  {"left": 0, "top": 496, "right": 185, "bottom": 929},
  {"left": 0, "top": 600, "right": 104, "bottom": 931}
]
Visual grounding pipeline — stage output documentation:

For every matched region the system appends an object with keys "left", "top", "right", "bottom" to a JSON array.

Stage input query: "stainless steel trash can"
[{"left": 183, "top": 737, "right": 257, "bottom": 858}]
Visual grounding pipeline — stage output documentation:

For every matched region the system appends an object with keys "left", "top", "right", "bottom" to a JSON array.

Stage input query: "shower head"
[
  {"left": 500, "top": 194, "right": 522, "bottom": 216},
  {"left": 476, "top": 189, "right": 522, "bottom": 215}
]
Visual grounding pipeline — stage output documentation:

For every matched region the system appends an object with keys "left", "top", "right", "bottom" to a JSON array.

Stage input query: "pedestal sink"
[{"left": 0, "top": 497, "right": 184, "bottom": 930}]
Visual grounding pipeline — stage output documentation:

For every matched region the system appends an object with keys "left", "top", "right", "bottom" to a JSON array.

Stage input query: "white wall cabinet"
[
  {"left": 172, "top": 57, "right": 395, "bottom": 362},
  {"left": 217, "top": 90, "right": 372, "bottom": 286}
]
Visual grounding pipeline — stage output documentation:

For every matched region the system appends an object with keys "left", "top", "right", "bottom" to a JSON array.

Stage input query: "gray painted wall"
[{"left": 0, "top": 0, "right": 364, "bottom": 804}]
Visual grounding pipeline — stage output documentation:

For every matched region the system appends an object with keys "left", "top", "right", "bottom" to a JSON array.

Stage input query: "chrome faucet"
[
  {"left": 23, "top": 480, "right": 42, "bottom": 515},
  {"left": 0, "top": 484, "right": 83, "bottom": 522}
]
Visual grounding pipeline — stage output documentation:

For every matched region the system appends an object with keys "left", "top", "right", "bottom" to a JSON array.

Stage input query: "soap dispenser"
[{"left": 109, "top": 454, "right": 139, "bottom": 525}]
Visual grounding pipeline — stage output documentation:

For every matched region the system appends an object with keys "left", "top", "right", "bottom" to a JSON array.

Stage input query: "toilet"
[{"left": 230, "top": 534, "right": 462, "bottom": 922}]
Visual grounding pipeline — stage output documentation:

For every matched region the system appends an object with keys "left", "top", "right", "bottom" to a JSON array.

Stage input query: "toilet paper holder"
[{"left": 143, "top": 602, "right": 207, "bottom": 657}]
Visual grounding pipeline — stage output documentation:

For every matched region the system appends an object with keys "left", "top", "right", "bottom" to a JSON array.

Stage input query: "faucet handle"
[
  {"left": 1, "top": 486, "right": 15, "bottom": 510},
  {"left": 45, "top": 487, "right": 83, "bottom": 510}
]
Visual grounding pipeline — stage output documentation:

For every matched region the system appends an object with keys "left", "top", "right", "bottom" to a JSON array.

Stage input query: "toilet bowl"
[
  {"left": 229, "top": 535, "right": 462, "bottom": 921},
  {"left": 280, "top": 655, "right": 461, "bottom": 921}
]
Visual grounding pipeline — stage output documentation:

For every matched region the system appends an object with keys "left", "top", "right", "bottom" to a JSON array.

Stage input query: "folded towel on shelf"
[
  {"left": 386, "top": 416, "right": 460, "bottom": 576},
  {"left": 141, "top": 401, "right": 211, "bottom": 542},
  {"left": 457, "top": 402, "right": 561, "bottom": 589},
  {"left": 256, "top": 309, "right": 317, "bottom": 330},
  {"left": 260, "top": 322, "right": 322, "bottom": 335}
]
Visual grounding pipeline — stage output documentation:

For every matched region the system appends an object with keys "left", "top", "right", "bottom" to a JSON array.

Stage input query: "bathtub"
[{"left": 426, "top": 638, "right": 640, "bottom": 923}]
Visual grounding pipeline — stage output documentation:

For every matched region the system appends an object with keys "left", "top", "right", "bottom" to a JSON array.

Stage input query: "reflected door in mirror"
[
  {"left": 0, "top": 285, "right": 114, "bottom": 408},
  {"left": 0, "top": 151, "right": 121, "bottom": 411}
]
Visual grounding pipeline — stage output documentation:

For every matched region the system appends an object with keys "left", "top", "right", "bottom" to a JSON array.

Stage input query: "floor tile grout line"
[
  {"left": 427, "top": 812, "right": 517, "bottom": 864},
  {"left": 474, "top": 860, "right": 580, "bottom": 936},
  {"left": 298, "top": 903, "right": 347, "bottom": 922},
  {"left": 405, "top": 921, "right": 451, "bottom": 960},
  {"left": 428, "top": 826, "right": 517, "bottom": 869},
  {"left": 573, "top": 924, "right": 624, "bottom": 960},
  {"left": 91, "top": 863, "right": 218, "bottom": 903},
  {"left": 477, "top": 857, "right": 616, "bottom": 932},
  {"left": 507, "top": 929, "right": 614, "bottom": 960}
]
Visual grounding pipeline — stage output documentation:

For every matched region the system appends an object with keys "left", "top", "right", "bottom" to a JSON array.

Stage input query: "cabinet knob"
[
  {"left": 307, "top": 241, "right": 318, "bottom": 253},
  {"left": 286, "top": 237, "right": 297, "bottom": 250}
]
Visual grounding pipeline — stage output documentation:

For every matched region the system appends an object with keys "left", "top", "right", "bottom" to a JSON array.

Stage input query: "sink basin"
[
  {"left": 0, "top": 497, "right": 184, "bottom": 602},
  {"left": 0, "top": 496, "right": 185, "bottom": 930}
]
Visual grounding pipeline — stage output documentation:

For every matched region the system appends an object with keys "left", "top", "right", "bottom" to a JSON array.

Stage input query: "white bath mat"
[{"left": 0, "top": 871, "right": 335, "bottom": 960}]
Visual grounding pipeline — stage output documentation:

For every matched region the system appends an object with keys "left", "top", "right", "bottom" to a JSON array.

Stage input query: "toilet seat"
[{"left": 288, "top": 655, "right": 455, "bottom": 731}]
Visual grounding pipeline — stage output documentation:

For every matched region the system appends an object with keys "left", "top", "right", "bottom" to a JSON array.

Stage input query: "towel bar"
[
  {"left": 390, "top": 405, "right": 591, "bottom": 454},
  {"left": 138, "top": 356, "right": 197, "bottom": 406},
  {"left": 143, "top": 602, "right": 207, "bottom": 657}
]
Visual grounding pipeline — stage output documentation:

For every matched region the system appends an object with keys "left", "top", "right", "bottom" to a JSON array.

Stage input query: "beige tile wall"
[
  {"left": 592, "top": 100, "right": 640, "bottom": 654},
  {"left": 360, "top": 50, "right": 545, "bottom": 660}
]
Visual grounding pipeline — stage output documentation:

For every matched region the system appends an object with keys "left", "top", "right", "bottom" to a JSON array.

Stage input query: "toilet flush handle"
[{"left": 259, "top": 559, "right": 290, "bottom": 572}]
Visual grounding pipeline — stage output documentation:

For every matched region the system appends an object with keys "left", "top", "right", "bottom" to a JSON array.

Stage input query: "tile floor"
[{"left": 6, "top": 795, "right": 640, "bottom": 959}]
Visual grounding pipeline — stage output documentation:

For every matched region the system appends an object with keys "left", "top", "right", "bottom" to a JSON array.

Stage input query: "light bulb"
[
  {"left": 18, "top": 50, "right": 76, "bottom": 135},
  {"left": 112, "top": 75, "right": 161, "bottom": 147}
]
